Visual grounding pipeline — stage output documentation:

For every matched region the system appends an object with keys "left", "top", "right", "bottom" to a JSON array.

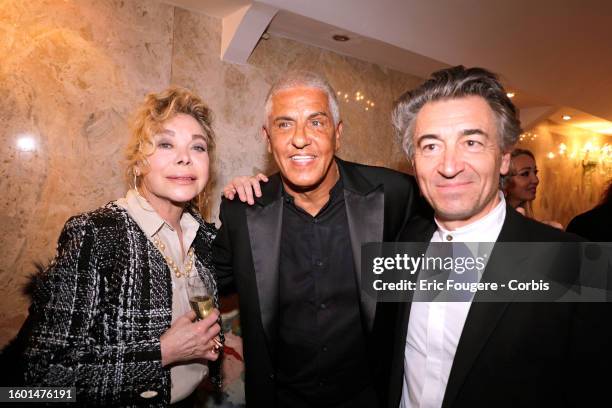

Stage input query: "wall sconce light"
[
  {"left": 558, "top": 143, "right": 567, "bottom": 155},
  {"left": 553, "top": 140, "right": 612, "bottom": 173}
]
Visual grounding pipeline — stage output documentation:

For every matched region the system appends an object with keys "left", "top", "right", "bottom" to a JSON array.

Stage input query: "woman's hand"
[
  {"left": 222, "top": 173, "right": 269, "bottom": 205},
  {"left": 160, "top": 309, "right": 221, "bottom": 366}
]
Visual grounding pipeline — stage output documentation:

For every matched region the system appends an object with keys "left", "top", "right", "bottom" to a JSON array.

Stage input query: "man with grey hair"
[
  {"left": 387, "top": 66, "right": 606, "bottom": 407},
  {"left": 213, "top": 70, "right": 419, "bottom": 407}
]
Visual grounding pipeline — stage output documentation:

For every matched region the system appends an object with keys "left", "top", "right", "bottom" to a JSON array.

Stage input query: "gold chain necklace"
[{"left": 153, "top": 236, "right": 195, "bottom": 278}]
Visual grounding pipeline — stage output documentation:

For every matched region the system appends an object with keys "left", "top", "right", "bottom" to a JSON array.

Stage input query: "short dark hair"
[{"left": 392, "top": 65, "right": 522, "bottom": 158}]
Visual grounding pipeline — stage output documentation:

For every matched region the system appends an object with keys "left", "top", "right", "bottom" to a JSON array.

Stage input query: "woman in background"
[
  {"left": 503, "top": 148, "right": 539, "bottom": 217},
  {"left": 22, "top": 87, "right": 221, "bottom": 406},
  {"left": 503, "top": 148, "right": 562, "bottom": 228}
]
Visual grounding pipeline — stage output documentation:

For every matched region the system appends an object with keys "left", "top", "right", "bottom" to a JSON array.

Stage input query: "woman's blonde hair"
[
  {"left": 125, "top": 86, "right": 215, "bottom": 218},
  {"left": 502, "top": 148, "right": 536, "bottom": 218}
]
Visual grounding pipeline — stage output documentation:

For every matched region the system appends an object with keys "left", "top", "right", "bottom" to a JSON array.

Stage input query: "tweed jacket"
[{"left": 22, "top": 202, "right": 218, "bottom": 406}]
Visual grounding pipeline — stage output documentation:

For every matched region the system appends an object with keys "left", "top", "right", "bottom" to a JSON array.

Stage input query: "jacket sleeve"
[
  {"left": 211, "top": 200, "right": 236, "bottom": 292},
  {"left": 23, "top": 214, "right": 169, "bottom": 406},
  {"left": 565, "top": 214, "right": 590, "bottom": 239}
]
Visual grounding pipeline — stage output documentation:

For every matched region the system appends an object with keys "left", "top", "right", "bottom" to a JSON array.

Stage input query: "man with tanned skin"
[{"left": 213, "top": 71, "right": 419, "bottom": 408}]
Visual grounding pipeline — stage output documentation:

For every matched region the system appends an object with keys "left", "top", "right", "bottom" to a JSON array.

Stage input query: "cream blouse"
[{"left": 116, "top": 189, "right": 207, "bottom": 404}]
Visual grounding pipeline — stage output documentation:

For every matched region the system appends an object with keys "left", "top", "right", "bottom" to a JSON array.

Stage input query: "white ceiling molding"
[
  {"left": 162, "top": 0, "right": 251, "bottom": 19},
  {"left": 520, "top": 106, "right": 557, "bottom": 132},
  {"left": 256, "top": 0, "right": 612, "bottom": 123},
  {"left": 267, "top": 10, "right": 447, "bottom": 79},
  {"left": 160, "top": 0, "right": 612, "bottom": 129},
  {"left": 221, "top": 2, "right": 278, "bottom": 64}
]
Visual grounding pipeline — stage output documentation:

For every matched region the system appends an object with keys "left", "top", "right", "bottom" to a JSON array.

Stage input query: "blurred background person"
[
  {"left": 503, "top": 148, "right": 562, "bottom": 228},
  {"left": 567, "top": 179, "right": 612, "bottom": 241},
  {"left": 503, "top": 148, "right": 539, "bottom": 217},
  {"left": 20, "top": 87, "right": 222, "bottom": 406}
]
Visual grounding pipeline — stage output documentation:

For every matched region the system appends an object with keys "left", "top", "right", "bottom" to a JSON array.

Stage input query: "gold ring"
[{"left": 211, "top": 338, "right": 223, "bottom": 353}]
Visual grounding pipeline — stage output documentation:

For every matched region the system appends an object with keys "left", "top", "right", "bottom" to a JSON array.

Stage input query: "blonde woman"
[
  {"left": 503, "top": 148, "right": 539, "bottom": 217},
  {"left": 503, "top": 148, "right": 562, "bottom": 228},
  {"left": 22, "top": 87, "right": 221, "bottom": 406}
]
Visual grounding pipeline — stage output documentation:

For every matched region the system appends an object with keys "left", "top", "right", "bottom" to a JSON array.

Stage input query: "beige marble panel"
[
  {"left": 0, "top": 2, "right": 423, "bottom": 347},
  {"left": 516, "top": 121, "right": 612, "bottom": 226},
  {"left": 0, "top": 0, "right": 174, "bottom": 346},
  {"left": 169, "top": 9, "right": 423, "bottom": 221}
]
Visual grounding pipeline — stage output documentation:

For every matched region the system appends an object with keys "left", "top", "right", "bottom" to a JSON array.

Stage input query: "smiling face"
[
  {"left": 411, "top": 96, "right": 511, "bottom": 229},
  {"left": 138, "top": 113, "right": 209, "bottom": 209},
  {"left": 264, "top": 86, "right": 341, "bottom": 195},
  {"left": 505, "top": 153, "right": 539, "bottom": 206}
]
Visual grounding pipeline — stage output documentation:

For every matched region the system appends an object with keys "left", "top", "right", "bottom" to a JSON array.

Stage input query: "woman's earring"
[{"left": 134, "top": 169, "right": 142, "bottom": 196}]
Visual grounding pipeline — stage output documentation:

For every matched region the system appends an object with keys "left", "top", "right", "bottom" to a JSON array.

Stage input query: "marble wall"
[
  {"left": 169, "top": 8, "right": 421, "bottom": 192},
  {"left": 516, "top": 121, "right": 612, "bottom": 226},
  {"left": 0, "top": 1, "right": 422, "bottom": 346},
  {"left": 0, "top": 0, "right": 175, "bottom": 346}
]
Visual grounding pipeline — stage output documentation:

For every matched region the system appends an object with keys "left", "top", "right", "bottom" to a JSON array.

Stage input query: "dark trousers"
[{"left": 277, "top": 383, "right": 379, "bottom": 408}]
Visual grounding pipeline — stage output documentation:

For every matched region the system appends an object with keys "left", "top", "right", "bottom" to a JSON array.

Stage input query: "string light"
[{"left": 335, "top": 89, "right": 377, "bottom": 111}]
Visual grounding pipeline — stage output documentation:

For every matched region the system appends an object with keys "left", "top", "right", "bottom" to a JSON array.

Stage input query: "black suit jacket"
[
  {"left": 212, "top": 158, "right": 418, "bottom": 407},
  {"left": 388, "top": 206, "right": 610, "bottom": 408},
  {"left": 20, "top": 204, "right": 218, "bottom": 406},
  {"left": 567, "top": 203, "right": 612, "bottom": 242}
]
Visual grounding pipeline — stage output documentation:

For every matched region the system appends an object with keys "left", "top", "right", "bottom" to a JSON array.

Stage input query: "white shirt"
[
  {"left": 117, "top": 190, "right": 206, "bottom": 404},
  {"left": 401, "top": 193, "right": 506, "bottom": 408}
]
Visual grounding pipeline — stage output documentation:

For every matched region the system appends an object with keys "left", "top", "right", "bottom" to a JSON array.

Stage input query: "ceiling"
[
  {"left": 163, "top": 0, "right": 612, "bottom": 133},
  {"left": 549, "top": 108, "right": 612, "bottom": 136}
]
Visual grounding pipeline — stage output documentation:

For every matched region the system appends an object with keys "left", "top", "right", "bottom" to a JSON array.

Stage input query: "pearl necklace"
[{"left": 153, "top": 236, "right": 195, "bottom": 278}]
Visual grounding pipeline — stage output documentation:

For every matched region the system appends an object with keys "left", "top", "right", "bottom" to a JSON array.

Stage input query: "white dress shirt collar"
[{"left": 432, "top": 192, "right": 507, "bottom": 243}]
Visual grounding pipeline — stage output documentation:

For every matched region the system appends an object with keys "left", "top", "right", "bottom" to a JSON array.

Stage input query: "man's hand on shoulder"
[{"left": 222, "top": 173, "right": 269, "bottom": 205}]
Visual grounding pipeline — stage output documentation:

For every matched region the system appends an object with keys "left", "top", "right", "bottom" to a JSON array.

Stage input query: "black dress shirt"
[{"left": 276, "top": 179, "right": 377, "bottom": 407}]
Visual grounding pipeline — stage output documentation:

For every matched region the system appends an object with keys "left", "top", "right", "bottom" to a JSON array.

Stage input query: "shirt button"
[
  {"left": 446, "top": 235, "right": 453, "bottom": 241},
  {"left": 320, "top": 303, "right": 327, "bottom": 310},
  {"left": 313, "top": 218, "right": 319, "bottom": 224},
  {"left": 322, "top": 345, "right": 328, "bottom": 352},
  {"left": 318, "top": 381, "right": 325, "bottom": 387},
  {"left": 315, "top": 260, "right": 324, "bottom": 267}
]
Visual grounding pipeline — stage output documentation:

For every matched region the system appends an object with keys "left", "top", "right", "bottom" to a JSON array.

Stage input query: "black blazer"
[
  {"left": 388, "top": 206, "right": 610, "bottom": 408},
  {"left": 566, "top": 203, "right": 612, "bottom": 242},
  {"left": 212, "top": 158, "right": 418, "bottom": 407},
  {"left": 20, "top": 204, "right": 218, "bottom": 406}
]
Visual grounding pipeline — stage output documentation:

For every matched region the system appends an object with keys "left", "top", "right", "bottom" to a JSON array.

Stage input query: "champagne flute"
[
  {"left": 186, "top": 276, "right": 222, "bottom": 368},
  {"left": 187, "top": 276, "right": 214, "bottom": 320}
]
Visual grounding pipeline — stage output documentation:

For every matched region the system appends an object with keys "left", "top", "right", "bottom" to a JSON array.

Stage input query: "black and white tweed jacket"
[{"left": 22, "top": 203, "right": 218, "bottom": 406}]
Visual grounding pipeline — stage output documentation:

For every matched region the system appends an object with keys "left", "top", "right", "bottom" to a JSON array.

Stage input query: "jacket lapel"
[
  {"left": 344, "top": 188, "right": 383, "bottom": 332},
  {"left": 246, "top": 175, "right": 283, "bottom": 350},
  {"left": 388, "top": 215, "right": 437, "bottom": 408},
  {"left": 338, "top": 159, "right": 385, "bottom": 333},
  {"left": 442, "top": 207, "right": 531, "bottom": 408},
  {"left": 396, "top": 214, "right": 437, "bottom": 336}
]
